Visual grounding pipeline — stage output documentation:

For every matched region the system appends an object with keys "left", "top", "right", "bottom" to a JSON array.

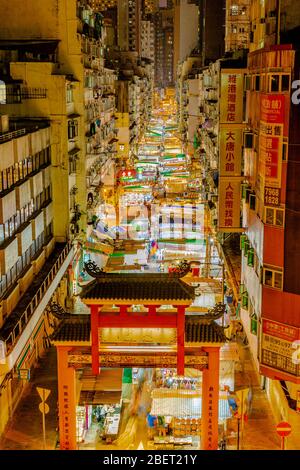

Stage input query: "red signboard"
[
  {"left": 264, "top": 187, "right": 281, "bottom": 206},
  {"left": 259, "top": 94, "right": 284, "bottom": 189},
  {"left": 262, "top": 319, "right": 299, "bottom": 342},
  {"left": 261, "top": 94, "right": 285, "bottom": 124},
  {"left": 276, "top": 422, "right": 292, "bottom": 437}
]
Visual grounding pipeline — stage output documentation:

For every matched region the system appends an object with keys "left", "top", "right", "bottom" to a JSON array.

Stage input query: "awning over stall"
[{"left": 79, "top": 369, "right": 123, "bottom": 405}]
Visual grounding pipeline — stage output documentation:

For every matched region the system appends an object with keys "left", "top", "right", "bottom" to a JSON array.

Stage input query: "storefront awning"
[
  {"left": 150, "top": 390, "right": 231, "bottom": 420},
  {"left": 79, "top": 369, "right": 123, "bottom": 405},
  {"left": 79, "top": 390, "right": 122, "bottom": 405}
]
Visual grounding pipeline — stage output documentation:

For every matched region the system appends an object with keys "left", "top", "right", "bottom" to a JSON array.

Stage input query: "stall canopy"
[
  {"left": 150, "top": 389, "right": 231, "bottom": 420},
  {"left": 79, "top": 369, "right": 123, "bottom": 405}
]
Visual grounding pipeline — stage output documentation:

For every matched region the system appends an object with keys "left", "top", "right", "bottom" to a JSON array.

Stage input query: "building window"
[
  {"left": 254, "top": 75, "right": 260, "bottom": 91},
  {"left": 268, "top": 74, "right": 291, "bottom": 93},
  {"left": 282, "top": 141, "right": 288, "bottom": 161},
  {"left": 264, "top": 207, "right": 285, "bottom": 227},
  {"left": 68, "top": 120, "right": 78, "bottom": 140},
  {"left": 250, "top": 313, "right": 258, "bottom": 335},
  {"left": 270, "top": 75, "right": 280, "bottom": 92},
  {"left": 244, "top": 132, "right": 254, "bottom": 148},
  {"left": 66, "top": 85, "right": 74, "bottom": 104},
  {"left": 247, "top": 247, "right": 254, "bottom": 267},
  {"left": 230, "top": 5, "right": 239, "bottom": 16},
  {"left": 242, "top": 290, "right": 249, "bottom": 309},
  {"left": 0, "top": 80, "right": 6, "bottom": 104},
  {"left": 281, "top": 75, "right": 290, "bottom": 92},
  {"left": 263, "top": 267, "right": 283, "bottom": 289}
]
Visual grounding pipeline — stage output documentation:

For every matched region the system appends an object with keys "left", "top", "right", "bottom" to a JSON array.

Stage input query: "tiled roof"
[
  {"left": 185, "top": 316, "right": 227, "bottom": 344},
  {"left": 51, "top": 316, "right": 90, "bottom": 342},
  {"left": 51, "top": 315, "right": 226, "bottom": 344},
  {"left": 80, "top": 273, "right": 195, "bottom": 302}
]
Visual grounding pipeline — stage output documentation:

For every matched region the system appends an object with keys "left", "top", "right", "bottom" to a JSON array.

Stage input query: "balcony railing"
[
  {"left": 0, "top": 128, "right": 26, "bottom": 144},
  {"left": 5, "top": 87, "right": 48, "bottom": 104},
  {"left": 0, "top": 241, "right": 72, "bottom": 354}
]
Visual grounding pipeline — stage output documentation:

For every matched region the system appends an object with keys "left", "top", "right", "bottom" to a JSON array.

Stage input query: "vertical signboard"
[
  {"left": 219, "top": 128, "right": 243, "bottom": 177},
  {"left": 220, "top": 71, "right": 244, "bottom": 124},
  {"left": 219, "top": 69, "right": 245, "bottom": 232},
  {"left": 218, "top": 178, "right": 241, "bottom": 231},
  {"left": 259, "top": 94, "right": 285, "bottom": 190}
]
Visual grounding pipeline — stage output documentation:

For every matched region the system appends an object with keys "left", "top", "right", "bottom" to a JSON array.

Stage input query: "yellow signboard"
[
  {"left": 219, "top": 127, "right": 243, "bottom": 177},
  {"left": 220, "top": 71, "right": 244, "bottom": 124},
  {"left": 218, "top": 177, "right": 242, "bottom": 232}
]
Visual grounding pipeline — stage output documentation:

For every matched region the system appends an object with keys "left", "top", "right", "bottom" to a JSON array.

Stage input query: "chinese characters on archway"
[{"left": 207, "top": 386, "right": 215, "bottom": 449}]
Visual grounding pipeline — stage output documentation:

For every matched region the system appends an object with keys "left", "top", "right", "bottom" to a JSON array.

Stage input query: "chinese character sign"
[
  {"left": 261, "top": 94, "right": 285, "bottom": 124},
  {"left": 220, "top": 72, "right": 244, "bottom": 124},
  {"left": 261, "top": 319, "right": 300, "bottom": 377},
  {"left": 218, "top": 179, "right": 241, "bottom": 231},
  {"left": 220, "top": 128, "right": 242, "bottom": 176},
  {"left": 259, "top": 95, "right": 284, "bottom": 189}
]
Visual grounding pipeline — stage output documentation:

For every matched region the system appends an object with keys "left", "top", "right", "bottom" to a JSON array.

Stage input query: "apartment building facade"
[{"left": 0, "top": 0, "right": 118, "bottom": 436}]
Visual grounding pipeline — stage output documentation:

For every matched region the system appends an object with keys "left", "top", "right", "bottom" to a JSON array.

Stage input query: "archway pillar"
[
  {"left": 176, "top": 305, "right": 186, "bottom": 376},
  {"left": 116, "top": 304, "right": 131, "bottom": 317},
  {"left": 90, "top": 304, "right": 102, "bottom": 375},
  {"left": 57, "top": 346, "right": 77, "bottom": 450},
  {"left": 145, "top": 304, "right": 161, "bottom": 316},
  {"left": 201, "top": 346, "right": 220, "bottom": 450}
]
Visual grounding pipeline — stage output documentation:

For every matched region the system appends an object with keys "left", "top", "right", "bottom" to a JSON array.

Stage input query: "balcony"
[
  {"left": 5, "top": 86, "right": 48, "bottom": 104},
  {"left": 0, "top": 241, "right": 73, "bottom": 364}
]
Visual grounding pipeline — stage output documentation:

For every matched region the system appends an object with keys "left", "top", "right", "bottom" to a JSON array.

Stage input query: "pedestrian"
[{"left": 146, "top": 413, "right": 157, "bottom": 440}]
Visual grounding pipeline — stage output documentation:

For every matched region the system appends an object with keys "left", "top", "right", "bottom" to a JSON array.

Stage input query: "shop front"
[
  {"left": 149, "top": 373, "right": 232, "bottom": 450},
  {"left": 77, "top": 368, "right": 123, "bottom": 446}
]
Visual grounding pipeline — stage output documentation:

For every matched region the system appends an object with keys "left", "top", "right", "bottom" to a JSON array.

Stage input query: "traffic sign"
[
  {"left": 39, "top": 403, "right": 50, "bottom": 415},
  {"left": 276, "top": 421, "right": 292, "bottom": 437},
  {"left": 36, "top": 387, "right": 51, "bottom": 449},
  {"left": 36, "top": 387, "right": 51, "bottom": 402}
]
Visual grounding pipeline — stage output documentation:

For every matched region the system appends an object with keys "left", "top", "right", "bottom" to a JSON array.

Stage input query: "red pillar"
[
  {"left": 117, "top": 305, "right": 131, "bottom": 317},
  {"left": 145, "top": 305, "right": 160, "bottom": 316},
  {"left": 57, "top": 346, "right": 77, "bottom": 450},
  {"left": 176, "top": 306, "right": 186, "bottom": 376},
  {"left": 201, "top": 347, "right": 220, "bottom": 450},
  {"left": 90, "top": 305, "right": 101, "bottom": 375}
]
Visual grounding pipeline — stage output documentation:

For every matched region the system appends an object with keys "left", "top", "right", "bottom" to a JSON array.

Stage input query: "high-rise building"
[
  {"left": 154, "top": 6, "right": 174, "bottom": 87},
  {"left": 239, "top": 1, "right": 300, "bottom": 445},
  {"left": 199, "top": 0, "right": 225, "bottom": 65},
  {"left": 225, "top": 0, "right": 251, "bottom": 52},
  {"left": 173, "top": 0, "right": 199, "bottom": 80},
  {"left": 0, "top": 0, "right": 117, "bottom": 436},
  {"left": 141, "top": 19, "right": 156, "bottom": 63},
  {"left": 117, "top": 0, "right": 143, "bottom": 54}
]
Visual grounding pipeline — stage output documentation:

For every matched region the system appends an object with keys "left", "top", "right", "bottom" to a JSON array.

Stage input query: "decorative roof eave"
[
  {"left": 81, "top": 298, "right": 193, "bottom": 306},
  {"left": 51, "top": 340, "right": 90, "bottom": 346},
  {"left": 195, "top": 303, "right": 226, "bottom": 322},
  {"left": 84, "top": 260, "right": 105, "bottom": 277},
  {"left": 185, "top": 341, "right": 225, "bottom": 348},
  {"left": 84, "top": 261, "right": 191, "bottom": 280}
]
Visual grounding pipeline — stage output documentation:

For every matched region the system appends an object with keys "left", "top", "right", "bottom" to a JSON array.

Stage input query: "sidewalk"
[
  {"left": 231, "top": 344, "right": 281, "bottom": 450},
  {"left": 0, "top": 347, "right": 58, "bottom": 450}
]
